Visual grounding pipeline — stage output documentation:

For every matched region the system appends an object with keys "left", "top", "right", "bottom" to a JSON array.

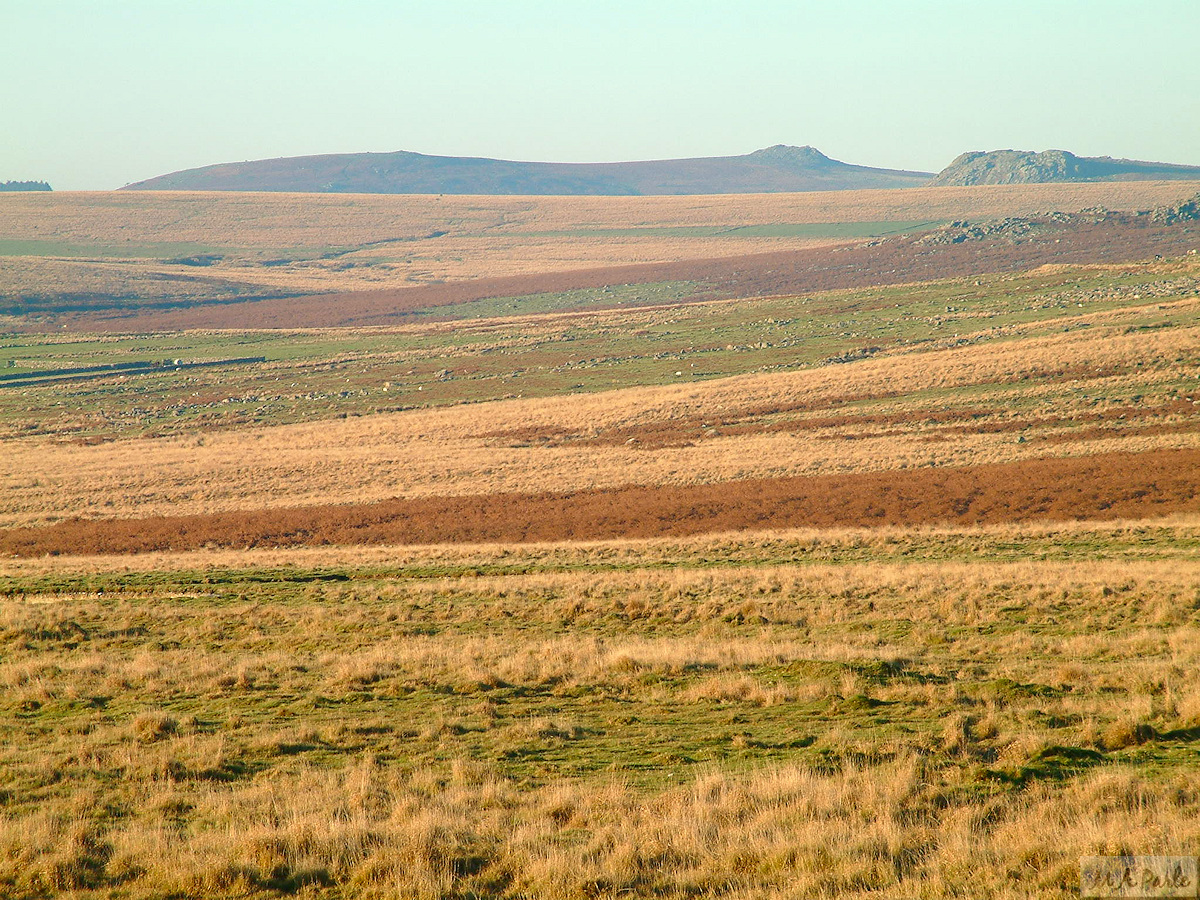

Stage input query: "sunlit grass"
[{"left": 1, "top": 522, "right": 1198, "bottom": 897}]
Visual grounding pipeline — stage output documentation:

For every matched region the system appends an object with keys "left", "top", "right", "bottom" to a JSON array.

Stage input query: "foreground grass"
[{"left": 1, "top": 522, "right": 1198, "bottom": 897}]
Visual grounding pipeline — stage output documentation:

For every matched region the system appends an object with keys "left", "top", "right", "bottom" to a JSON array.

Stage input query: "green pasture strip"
[
  {"left": 0, "top": 262, "right": 1195, "bottom": 440},
  {"left": 418, "top": 280, "right": 709, "bottom": 320}
]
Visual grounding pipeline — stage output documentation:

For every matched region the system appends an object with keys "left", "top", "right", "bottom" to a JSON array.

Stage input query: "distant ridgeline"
[
  {"left": 121, "top": 146, "right": 934, "bottom": 195},
  {"left": 0, "top": 181, "right": 52, "bottom": 192}
]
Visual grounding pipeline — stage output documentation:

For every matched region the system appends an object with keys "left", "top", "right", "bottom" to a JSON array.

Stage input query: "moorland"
[
  {"left": 2, "top": 181, "right": 1193, "bottom": 327},
  {"left": 1, "top": 179, "right": 1199, "bottom": 899}
]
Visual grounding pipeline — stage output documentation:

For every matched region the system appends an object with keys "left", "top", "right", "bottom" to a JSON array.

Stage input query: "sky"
[{"left": 4, "top": 0, "right": 1199, "bottom": 190}]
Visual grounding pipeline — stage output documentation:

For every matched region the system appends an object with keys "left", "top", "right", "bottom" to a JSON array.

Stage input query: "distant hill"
[
  {"left": 0, "top": 181, "right": 51, "bottom": 192},
  {"left": 122, "top": 146, "right": 933, "bottom": 195},
  {"left": 931, "top": 149, "right": 1200, "bottom": 186}
]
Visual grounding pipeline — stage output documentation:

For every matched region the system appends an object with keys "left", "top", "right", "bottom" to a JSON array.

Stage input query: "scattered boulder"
[{"left": 1149, "top": 193, "right": 1200, "bottom": 225}]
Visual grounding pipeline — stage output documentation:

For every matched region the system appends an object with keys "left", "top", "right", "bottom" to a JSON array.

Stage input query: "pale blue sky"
[{"left": 4, "top": 0, "right": 1198, "bottom": 190}]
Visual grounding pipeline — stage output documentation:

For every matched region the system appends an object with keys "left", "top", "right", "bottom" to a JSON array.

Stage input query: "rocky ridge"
[
  {"left": 931, "top": 150, "right": 1200, "bottom": 186},
  {"left": 915, "top": 193, "right": 1200, "bottom": 245}
]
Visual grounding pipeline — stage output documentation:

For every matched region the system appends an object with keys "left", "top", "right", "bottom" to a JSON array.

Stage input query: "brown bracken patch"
[{"left": 2, "top": 449, "right": 1196, "bottom": 557}]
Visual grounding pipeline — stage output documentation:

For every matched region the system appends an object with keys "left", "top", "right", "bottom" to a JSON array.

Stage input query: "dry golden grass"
[
  {"left": 0, "top": 256, "right": 233, "bottom": 303},
  {"left": 1, "top": 521, "right": 1198, "bottom": 898},
  {"left": 3, "top": 181, "right": 1197, "bottom": 298},
  {"left": 5, "top": 186, "right": 1200, "bottom": 898},
  {"left": 0, "top": 512, "right": 1192, "bottom": 578},
  {"left": 4, "top": 292, "right": 1197, "bottom": 529},
  {"left": 6, "top": 756, "right": 1195, "bottom": 899},
  {"left": 6, "top": 183, "right": 1197, "bottom": 246}
]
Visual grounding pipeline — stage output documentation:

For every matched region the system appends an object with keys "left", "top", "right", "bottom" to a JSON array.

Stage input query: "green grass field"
[
  {"left": 1, "top": 260, "right": 1195, "bottom": 442},
  {"left": 415, "top": 280, "right": 708, "bottom": 320},
  {"left": 2, "top": 522, "right": 1198, "bottom": 897}
]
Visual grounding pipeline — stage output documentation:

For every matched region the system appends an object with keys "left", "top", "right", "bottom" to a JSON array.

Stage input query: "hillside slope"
[
  {"left": 931, "top": 149, "right": 1200, "bottom": 186},
  {"left": 40, "top": 194, "right": 1200, "bottom": 332},
  {"left": 122, "top": 145, "right": 933, "bottom": 195}
]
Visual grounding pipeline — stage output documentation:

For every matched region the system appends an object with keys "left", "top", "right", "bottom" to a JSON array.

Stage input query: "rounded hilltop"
[{"left": 120, "top": 146, "right": 932, "bottom": 195}]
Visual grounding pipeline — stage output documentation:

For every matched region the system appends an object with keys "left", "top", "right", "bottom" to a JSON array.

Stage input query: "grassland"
[
  {"left": 2, "top": 522, "right": 1199, "bottom": 898},
  {"left": 3, "top": 258, "right": 1198, "bottom": 441},
  {"left": 3, "top": 182, "right": 1197, "bottom": 320},
  {"left": 4, "top": 448, "right": 1197, "bottom": 558},
  {"left": 3, "top": 255, "right": 1198, "bottom": 530},
  {"left": 3, "top": 185, "right": 1200, "bottom": 898}
]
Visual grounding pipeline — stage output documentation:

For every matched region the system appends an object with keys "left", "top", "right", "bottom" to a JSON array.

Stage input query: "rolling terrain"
[
  {"left": 121, "top": 145, "right": 933, "bottom": 194},
  {"left": 2, "top": 180, "right": 1199, "bottom": 899},
  {"left": 52, "top": 199, "right": 1200, "bottom": 332},
  {"left": 4, "top": 238, "right": 1199, "bottom": 541},
  {"left": 3, "top": 180, "right": 1197, "bottom": 332}
]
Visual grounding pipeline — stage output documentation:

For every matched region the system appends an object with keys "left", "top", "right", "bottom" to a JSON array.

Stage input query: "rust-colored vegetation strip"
[{"left": 3, "top": 449, "right": 1197, "bottom": 557}]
